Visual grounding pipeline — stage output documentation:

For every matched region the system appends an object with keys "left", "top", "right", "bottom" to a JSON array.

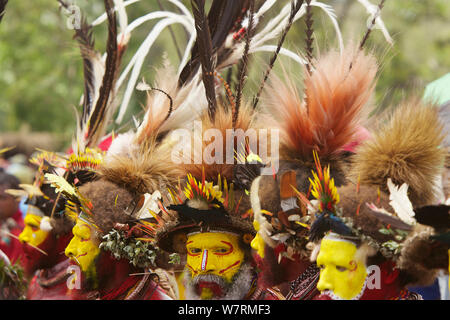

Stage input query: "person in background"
[{"left": 0, "top": 170, "right": 25, "bottom": 264}]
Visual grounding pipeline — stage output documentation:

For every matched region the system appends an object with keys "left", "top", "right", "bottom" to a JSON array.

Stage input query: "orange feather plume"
[{"left": 264, "top": 44, "right": 377, "bottom": 160}]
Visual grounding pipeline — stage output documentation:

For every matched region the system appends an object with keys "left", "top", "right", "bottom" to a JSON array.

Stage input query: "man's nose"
[
  {"left": 197, "top": 249, "right": 217, "bottom": 273},
  {"left": 65, "top": 242, "right": 78, "bottom": 258},
  {"left": 18, "top": 229, "right": 30, "bottom": 244},
  {"left": 317, "top": 268, "right": 334, "bottom": 292},
  {"left": 250, "top": 234, "right": 260, "bottom": 251}
]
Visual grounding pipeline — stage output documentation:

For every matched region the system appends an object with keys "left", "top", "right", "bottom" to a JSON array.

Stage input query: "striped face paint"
[{"left": 186, "top": 232, "right": 245, "bottom": 283}]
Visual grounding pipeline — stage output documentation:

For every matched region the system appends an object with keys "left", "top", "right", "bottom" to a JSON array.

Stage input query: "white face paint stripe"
[{"left": 201, "top": 249, "right": 208, "bottom": 271}]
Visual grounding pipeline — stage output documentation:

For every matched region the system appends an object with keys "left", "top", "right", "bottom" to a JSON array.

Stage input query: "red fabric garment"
[{"left": 0, "top": 209, "right": 25, "bottom": 264}]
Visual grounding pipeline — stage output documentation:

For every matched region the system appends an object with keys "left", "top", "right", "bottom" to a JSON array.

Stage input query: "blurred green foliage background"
[{"left": 0, "top": 0, "right": 449, "bottom": 150}]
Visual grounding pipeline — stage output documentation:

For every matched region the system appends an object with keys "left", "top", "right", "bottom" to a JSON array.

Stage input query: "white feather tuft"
[
  {"left": 105, "top": 130, "right": 137, "bottom": 159},
  {"left": 387, "top": 178, "right": 416, "bottom": 225},
  {"left": 40, "top": 216, "right": 53, "bottom": 232}
]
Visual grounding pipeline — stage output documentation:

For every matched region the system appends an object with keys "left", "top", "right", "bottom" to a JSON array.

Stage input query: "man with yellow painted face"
[
  {"left": 306, "top": 98, "right": 447, "bottom": 300},
  {"left": 7, "top": 151, "right": 88, "bottom": 299},
  {"left": 308, "top": 183, "right": 426, "bottom": 300},
  {"left": 315, "top": 233, "right": 370, "bottom": 300},
  {"left": 17, "top": 183, "right": 73, "bottom": 279},
  {"left": 56, "top": 176, "right": 176, "bottom": 300},
  {"left": 156, "top": 173, "right": 260, "bottom": 300},
  {"left": 156, "top": 168, "right": 285, "bottom": 300}
]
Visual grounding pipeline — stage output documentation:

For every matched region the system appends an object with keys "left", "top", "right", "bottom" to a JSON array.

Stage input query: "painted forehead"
[
  {"left": 319, "top": 236, "right": 358, "bottom": 264},
  {"left": 74, "top": 219, "right": 93, "bottom": 236},
  {"left": 24, "top": 214, "right": 42, "bottom": 225}
]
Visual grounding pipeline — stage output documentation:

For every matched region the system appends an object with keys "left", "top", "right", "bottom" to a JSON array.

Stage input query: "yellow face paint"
[
  {"left": 19, "top": 214, "right": 49, "bottom": 247},
  {"left": 316, "top": 237, "right": 367, "bottom": 300},
  {"left": 186, "top": 232, "right": 244, "bottom": 284},
  {"left": 65, "top": 219, "right": 100, "bottom": 272},
  {"left": 250, "top": 220, "right": 265, "bottom": 259}
]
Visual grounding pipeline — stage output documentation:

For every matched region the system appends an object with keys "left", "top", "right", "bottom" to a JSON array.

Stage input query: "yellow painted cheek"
[
  {"left": 212, "top": 252, "right": 244, "bottom": 282},
  {"left": 186, "top": 254, "right": 202, "bottom": 275},
  {"left": 332, "top": 267, "right": 366, "bottom": 300},
  {"left": 65, "top": 235, "right": 100, "bottom": 272}
]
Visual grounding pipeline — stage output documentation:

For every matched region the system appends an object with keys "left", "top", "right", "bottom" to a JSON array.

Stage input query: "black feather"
[
  {"left": 178, "top": 0, "right": 250, "bottom": 87},
  {"left": 415, "top": 204, "right": 450, "bottom": 231},
  {"left": 168, "top": 200, "right": 229, "bottom": 225},
  {"left": 85, "top": 0, "right": 119, "bottom": 146},
  {"left": 234, "top": 0, "right": 256, "bottom": 125},
  {"left": 0, "top": 0, "right": 8, "bottom": 24},
  {"left": 253, "top": 0, "right": 304, "bottom": 109},
  {"left": 309, "top": 211, "right": 353, "bottom": 242},
  {"left": 73, "top": 15, "right": 97, "bottom": 128},
  {"left": 58, "top": 0, "right": 97, "bottom": 129},
  {"left": 366, "top": 207, "right": 414, "bottom": 231},
  {"left": 190, "top": 0, "right": 218, "bottom": 120},
  {"left": 304, "top": 0, "right": 314, "bottom": 75}
]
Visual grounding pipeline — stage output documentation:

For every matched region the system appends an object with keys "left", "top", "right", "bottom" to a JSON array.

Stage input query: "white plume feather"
[{"left": 387, "top": 178, "right": 416, "bottom": 225}]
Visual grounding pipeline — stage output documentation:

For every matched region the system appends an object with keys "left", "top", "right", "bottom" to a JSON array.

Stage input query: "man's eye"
[
  {"left": 336, "top": 266, "right": 347, "bottom": 272},
  {"left": 215, "top": 248, "right": 228, "bottom": 254},
  {"left": 30, "top": 225, "right": 39, "bottom": 232},
  {"left": 318, "top": 264, "right": 325, "bottom": 270},
  {"left": 189, "top": 248, "right": 201, "bottom": 254}
]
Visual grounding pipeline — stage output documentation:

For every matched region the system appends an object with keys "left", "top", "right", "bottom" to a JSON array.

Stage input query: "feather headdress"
[
  {"left": 248, "top": 44, "right": 378, "bottom": 257},
  {"left": 155, "top": 100, "right": 260, "bottom": 254},
  {"left": 58, "top": 0, "right": 129, "bottom": 154},
  {"left": 305, "top": 98, "right": 446, "bottom": 285},
  {"left": 301, "top": 153, "right": 417, "bottom": 264},
  {"left": 351, "top": 97, "right": 446, "bottom": 207},
  {"left": 264, "top": 44, "right": 377, "bottom": 162}
]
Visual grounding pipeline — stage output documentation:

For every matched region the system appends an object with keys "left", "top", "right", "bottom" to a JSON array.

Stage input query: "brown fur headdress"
[{"left": 351, "top": 98, "right": 446, "bottom": 207}]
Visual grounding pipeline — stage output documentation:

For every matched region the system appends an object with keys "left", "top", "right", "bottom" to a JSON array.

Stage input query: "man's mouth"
[
  {"left": 197, "top": 281, "right": 223, "bottom": 297},
  {"left": 69, "top": 252, "right": 87, "bottom": 266}
]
